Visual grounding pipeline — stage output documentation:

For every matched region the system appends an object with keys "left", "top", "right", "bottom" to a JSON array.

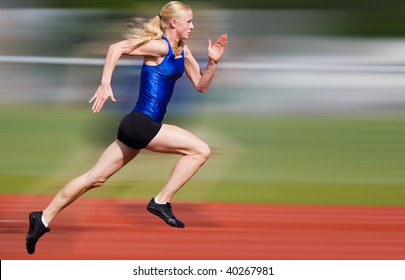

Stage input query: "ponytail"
[
  {"left": 126, "top": 1, "right": 190, "bottom": 56},
  {"left": 126, "top": 15, "right": 164, "bottom": 47}
]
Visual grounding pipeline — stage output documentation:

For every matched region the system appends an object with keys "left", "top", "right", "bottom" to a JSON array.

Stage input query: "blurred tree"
[
  {"left": 1, "top": 0, "right": 405, "bottom": 9},
  {"left": 1, "top": 0, "right": 405, "bottom": 36}
]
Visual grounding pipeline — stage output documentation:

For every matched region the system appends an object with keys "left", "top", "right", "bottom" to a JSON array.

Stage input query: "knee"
[
  {"left": 87, "top": 173, "right": 108, "bottom": 188},
  {"left": 196, "top": 142, "right": 211, "bottom": 162},
  {"left": 92, "top": 177, "right": 108, "bottom": 188}
]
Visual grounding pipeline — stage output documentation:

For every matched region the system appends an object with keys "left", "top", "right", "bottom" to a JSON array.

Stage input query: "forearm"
[
  {"left": 196, "top": 59, "right": 218, "bottom": 93},
  {"left": 100, "top": 43, "right": 124, "bottom": 85}
]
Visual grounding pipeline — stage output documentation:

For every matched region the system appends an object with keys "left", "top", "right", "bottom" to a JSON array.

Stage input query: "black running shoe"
[
  {"left": 26, "top": 211, "right": 50, "bottom": 254},
  {"left": 146, "top": 198, "right": 185, "bottom": 228}
]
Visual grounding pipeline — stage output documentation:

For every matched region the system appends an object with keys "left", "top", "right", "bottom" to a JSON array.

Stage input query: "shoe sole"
[
  {"left": 26, "top": 212, "right": 50, "bottom": 254},
  {"left": 26, "top": 213, "right": 38, "bottom": 254},
  {"left": 147, "top": 207, "right": 185, "bottom": 228}
]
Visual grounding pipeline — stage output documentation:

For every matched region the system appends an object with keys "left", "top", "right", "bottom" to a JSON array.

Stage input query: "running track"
[{"left": 1, "top": 195, "right": 404, "bottom": 260}]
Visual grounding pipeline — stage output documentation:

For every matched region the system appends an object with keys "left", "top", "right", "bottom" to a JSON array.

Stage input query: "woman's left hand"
[{"left": 207, "top": 34, "right": 228, "bottom": 63}]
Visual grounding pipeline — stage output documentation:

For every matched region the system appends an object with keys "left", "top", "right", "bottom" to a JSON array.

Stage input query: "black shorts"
[{"left": 117, "top": 111, "right": 162, "bottom": 149}]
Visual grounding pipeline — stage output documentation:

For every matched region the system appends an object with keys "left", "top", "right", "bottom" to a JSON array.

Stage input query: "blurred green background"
[{"left": 1, "top": 0, "right": 405, "bottom": 206}]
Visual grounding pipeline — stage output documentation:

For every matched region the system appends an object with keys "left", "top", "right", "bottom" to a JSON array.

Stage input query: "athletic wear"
[
  {"left": 117, "top": 37, "right": 184, "bottom": 149},
  {"left": 26, "top": 211, "right": 51, "bottom": 254},
  {"left": 132, "top": 37, "right": 185, "bottom": 123},
  {"left": 117, "top": 111, "right": 162, "bottom": 149},
  {"left": 147, "top": 198, "right": 185, "bottom": 228}
]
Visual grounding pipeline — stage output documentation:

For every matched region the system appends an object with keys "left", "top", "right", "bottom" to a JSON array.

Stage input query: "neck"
[{"left": 163, "top": 31, "right": 181, "bottom": 47}]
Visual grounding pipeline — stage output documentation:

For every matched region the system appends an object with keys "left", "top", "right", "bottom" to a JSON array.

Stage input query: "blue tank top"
[{"left": 132, "top": 37, "right": 185, "bottom": 123}]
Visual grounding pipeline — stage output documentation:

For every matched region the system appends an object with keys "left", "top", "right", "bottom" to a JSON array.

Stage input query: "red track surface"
[{"left": 1, "top": 194, "right": 404, "bottom": 260}]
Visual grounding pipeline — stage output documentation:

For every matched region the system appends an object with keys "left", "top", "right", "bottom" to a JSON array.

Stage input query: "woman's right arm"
[
  {"left": 89, "top": 40, "right": 132, "bottom": 113},
  {"left": 89, "top": 39, "right": 167, "bottom": 113}
]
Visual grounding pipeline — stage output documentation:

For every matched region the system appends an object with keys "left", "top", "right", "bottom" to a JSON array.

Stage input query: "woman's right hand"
[{"left": 89, "top": 84, "right": 116, "bottom": 113}]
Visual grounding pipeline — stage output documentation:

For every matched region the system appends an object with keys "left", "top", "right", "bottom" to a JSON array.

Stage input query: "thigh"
[
  {"left": 145, "top": 124, "right": 207, "bottom": 155},
  {"left": 88, "top": 139, "right": 140, "bottom": 178}
]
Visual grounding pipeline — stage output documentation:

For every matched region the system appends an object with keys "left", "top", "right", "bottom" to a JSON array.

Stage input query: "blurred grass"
[
  {"left": 0, "top": 104, "right": 89, "bottom": 193},
  {"left": 197, "top": 113, "right": 405, "bottom": 205},
  {"left": 1, "top": 104, "right": 405, "bottom": 205}
]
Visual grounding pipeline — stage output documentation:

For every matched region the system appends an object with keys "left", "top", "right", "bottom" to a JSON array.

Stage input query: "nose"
[{"left": 190, "top": 22, "right": 194, "bottom": 29}]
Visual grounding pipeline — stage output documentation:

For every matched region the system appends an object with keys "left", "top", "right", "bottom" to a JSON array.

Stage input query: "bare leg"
[
  {"left": 145, "top": 124, "right": 211, "bottom": 202},
  {"left": 42, "top": 140, "right": 140, "bottom": 224}
]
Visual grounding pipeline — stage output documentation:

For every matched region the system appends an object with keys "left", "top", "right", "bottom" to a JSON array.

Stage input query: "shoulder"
[
  {"left": 142, "top": 39, "right": 169, "bottom": 57},
  {"left": 183, "top": 44, "right": 191, "bottom": 56},
  {"left": 183, "top": 44, "right": 194, "bottom": 61},
  {"left": 122, "top": 38, "right": 169, "bottom": 57}
]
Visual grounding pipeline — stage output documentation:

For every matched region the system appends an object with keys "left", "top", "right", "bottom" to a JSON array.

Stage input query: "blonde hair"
[{"left": 127, "top": 1, "right": 191, "bottom": 55}]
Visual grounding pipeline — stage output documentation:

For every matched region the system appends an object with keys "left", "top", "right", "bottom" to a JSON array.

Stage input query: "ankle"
[
  {"left": 154, "top": 198, "right": 168, "bottom": 204},
  {"left": 41, "top": 213, "right": 49, "bottom": 227}
]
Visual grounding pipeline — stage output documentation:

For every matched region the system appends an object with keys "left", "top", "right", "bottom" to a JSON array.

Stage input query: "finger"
[
  {"left": 89, "top": 86, "right": 101, "bottom": 103},
  {"left": 92, "top": 97, "right": 101, "bottom": 112},
  {"left": 96, "top": 98, "right": 105, "bottom": 112},
  {"left": 91, "top": 99, "right": 98, "bottom": 112},
  {"left": 89, "top": 93, "right": 97, "bottom": 103},
  {"left": 219, "top": 34, "right": 227, "bottom": 46},
  {"left": 110, "top": 92, "right": 117, "bottom": 102},
  {"left": 94, "top": 101, "right": 102, "bottom": 113},
  {"left": 97, "top": 98, "right": 107, "bottom": 112},
  {"left": 207, "top": 39, "right": 212, "bottom": 49}
]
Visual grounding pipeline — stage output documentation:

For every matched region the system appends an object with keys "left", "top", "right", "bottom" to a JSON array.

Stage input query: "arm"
[
  {"left": 89, "top": 39, "right": 168, "bottom": 113},
  {"left": 184, "top": 34, "right": 227, "bottom": 93}
]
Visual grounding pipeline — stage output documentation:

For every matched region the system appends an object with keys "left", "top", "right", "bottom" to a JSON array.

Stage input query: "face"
[{"left": 173, "top": 9, "right": 194, "bottom": 39}]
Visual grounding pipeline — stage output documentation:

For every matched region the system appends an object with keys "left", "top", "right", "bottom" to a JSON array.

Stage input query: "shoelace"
[{"left": 164, "top": 203, "right": 175, "bottom": 217}]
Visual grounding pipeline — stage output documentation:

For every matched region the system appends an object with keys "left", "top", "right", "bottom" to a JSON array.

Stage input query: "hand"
[
  {"left": 89, "top": 84, "right": 116, "bottom": 113},
  {"left": 207, "top": 34, "right": 227, "bottom": 63}
]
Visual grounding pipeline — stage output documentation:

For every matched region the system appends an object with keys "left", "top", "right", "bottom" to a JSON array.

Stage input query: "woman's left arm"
[{"left": 185, "top": 34, "right": 227, "bottom": 93}]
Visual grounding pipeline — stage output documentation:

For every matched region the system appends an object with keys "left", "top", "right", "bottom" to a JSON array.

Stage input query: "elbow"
[
  {"left": 108, "top": 43, "right": 123, "bottom": 55},
  {"left": 197, "top": 87, "right": 207, "bottom": 93},
  {"left": 196, "top": 84, "right": 208, "bottom": 93},
  {"left": 108, "top": 43, "right": 117, "bottom": 52}
]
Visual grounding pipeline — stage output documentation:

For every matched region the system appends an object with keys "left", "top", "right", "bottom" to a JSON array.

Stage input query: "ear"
[{"left": 169, "top": 19, "right": 177, "bottom": 28}]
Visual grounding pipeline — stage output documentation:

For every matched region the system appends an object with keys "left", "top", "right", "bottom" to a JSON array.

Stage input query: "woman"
[{"left": 25, "top": 1, "right": 227, "bottom": 254}]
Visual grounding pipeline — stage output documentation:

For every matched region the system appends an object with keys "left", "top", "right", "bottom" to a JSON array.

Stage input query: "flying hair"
[{"left": 126, "top": 1, "right": 191, "bottom": 56}]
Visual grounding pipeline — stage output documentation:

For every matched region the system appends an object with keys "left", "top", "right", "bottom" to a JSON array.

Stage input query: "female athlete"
[{"left": 26, "top": 1, "right": 227, "bottom": 254}]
